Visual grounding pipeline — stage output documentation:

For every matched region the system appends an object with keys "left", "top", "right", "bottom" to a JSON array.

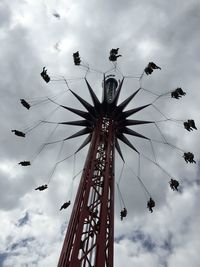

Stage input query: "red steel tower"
[{"left": 57, "top": 75, "right": 152, "bottom": 267}]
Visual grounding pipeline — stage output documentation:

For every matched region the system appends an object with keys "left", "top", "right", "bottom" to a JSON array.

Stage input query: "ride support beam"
[{"left": 57, "top": 117, "right": 115, "bottom": 267}]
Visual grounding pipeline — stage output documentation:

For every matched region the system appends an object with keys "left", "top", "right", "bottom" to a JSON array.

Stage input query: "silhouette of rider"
[
  {"left": 147, "top": 198, "right": 155, "bottom": 213},
  {"left": 35, "top": 184, "right": 48, "bottom": 191},
  {"left": 18, "top": 161, "right": 31, "bottom": 166},
  {"left": 120, "top": 208, "right": 127, "bottom": 221},
  {"left": 169, "top": 179, "right": 179, "bottom": 191},
  {"left": 60, "top": 201, "right": 71, "bottom": 211},
  {"left": 109, "top": 48, "right": 122, "bottom": 61},
  {"left": 40, "top": 67, "right": 50, "bottom": 83},
  {"left": 11, "top": 130, "right": 25, "bottom": 137},
  {"left": 20, "top": 99, "right": 30, "bottom": 109},
  {"left": 183, "top": 152, "right": 196, "bottom": 163}
]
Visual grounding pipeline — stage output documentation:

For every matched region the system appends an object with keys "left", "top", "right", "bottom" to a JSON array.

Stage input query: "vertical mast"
[
  {"left": 57, "top": 74, "right": 147, "bottom": 267},
  {"left": 57, "top": 117, "right": 115, "bottom": 267}
]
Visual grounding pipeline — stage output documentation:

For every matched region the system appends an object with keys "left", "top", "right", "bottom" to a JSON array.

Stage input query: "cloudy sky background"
[{"left": 0, "top": 0, "right": 200, "bottom": 266}]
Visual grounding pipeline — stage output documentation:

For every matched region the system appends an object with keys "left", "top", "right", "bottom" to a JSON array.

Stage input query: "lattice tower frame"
[{"left": 58, "top": 117, "right": 115, "bottom": 267}]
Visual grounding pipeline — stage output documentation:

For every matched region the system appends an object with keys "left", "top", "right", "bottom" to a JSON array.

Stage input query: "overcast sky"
[{"left": 0, "top": 0, "right": 200, "bottom": 266}]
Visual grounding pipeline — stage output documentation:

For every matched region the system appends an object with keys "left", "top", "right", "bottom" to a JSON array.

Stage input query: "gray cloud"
[
  {"left": 17, "top": 211, "right": 29, "bottom": 227},
  {"left": 0, "top": 0, "right": 200, "bottom": 266}
]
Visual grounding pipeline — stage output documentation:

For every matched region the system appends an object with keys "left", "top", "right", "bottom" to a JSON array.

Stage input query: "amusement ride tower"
[{"left": 57, "top": 75, "right": 152, "bottom": 267}]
